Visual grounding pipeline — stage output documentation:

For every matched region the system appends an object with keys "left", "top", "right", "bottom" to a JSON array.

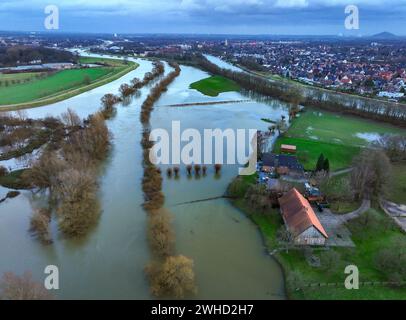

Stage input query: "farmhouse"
[
  {"left": 279, "top": 188, "right": 328, "bottom": 246},
  {"left": 262, "top": 153, "right": 304, "bottom": 177}
]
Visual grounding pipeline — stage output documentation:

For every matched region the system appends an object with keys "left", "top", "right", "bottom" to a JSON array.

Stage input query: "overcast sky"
[{"left": 0, "top": 0, "right": 405, "bottom": 35}]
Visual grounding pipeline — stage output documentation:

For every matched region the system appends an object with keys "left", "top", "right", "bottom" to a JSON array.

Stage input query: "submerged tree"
[
  {"left": 55, "top": 168, "right": 100, "bottom": 237},
  {"left": 148, "top": 210, "right": 175, "bottom": 258},
  {"left": 145, "top": 255, "right": 197, "bottom": 298},
  {"left": 30, "top": 208, "right": 52, "bottom": 244},
  {"left": 0, "top": 272, "right": 52, "bottom": 300}
]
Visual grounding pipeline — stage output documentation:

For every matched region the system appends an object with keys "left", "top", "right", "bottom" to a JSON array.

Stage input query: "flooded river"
[{"left": 0, "top": 54, "right": 288, "bottom": 299}]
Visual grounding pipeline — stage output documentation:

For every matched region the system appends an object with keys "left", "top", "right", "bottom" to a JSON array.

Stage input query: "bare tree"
[
  {"left": 351, "top": 149, "right": 392, "bottom": 200},
  {"left": 148, "top": 210, "right": 175, "bottom": 258},
  {"left": 60, "top": 108, "right": 82, "bottom": 128},
  {"left": 30, "top": 208, "right": 52, "bottom": 244},
  {"left": 145, "top": 255, "right": 197, "bottom": 298},
  {"left": 55, "top": 168, "right": 100, "bottom": 237},
  {"left": 24, "top": 151, "right": 67, "bottom": 192},
  {"left": 0, "top": 272, "right": 52, "bottom": 300}
]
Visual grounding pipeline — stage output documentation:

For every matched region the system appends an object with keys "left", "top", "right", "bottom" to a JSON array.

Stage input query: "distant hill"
[{"left": 372, "top": 32, "right": 397, "bottom": 39}]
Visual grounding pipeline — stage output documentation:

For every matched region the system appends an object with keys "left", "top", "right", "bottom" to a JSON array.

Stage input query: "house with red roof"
[{"left": 279, "top": 188, "right": 328, "bottom": 246}]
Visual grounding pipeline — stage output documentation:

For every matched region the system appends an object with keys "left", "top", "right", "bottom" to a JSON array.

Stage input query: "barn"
[
  {"left": 281, "top": 144, "right": 297, "bottom": 154},
  {"left": 279, "top": 188, "right": 328, "bottom": 246}
]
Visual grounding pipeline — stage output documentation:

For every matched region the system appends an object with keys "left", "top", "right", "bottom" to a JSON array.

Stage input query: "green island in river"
[{"left": 190, "top": 75, "right": 240, "bottom": 97}]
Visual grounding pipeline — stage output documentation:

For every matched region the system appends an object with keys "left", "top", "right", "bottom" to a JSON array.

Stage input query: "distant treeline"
[
  {"left": 0, "top": 46, "right": 77, "bottom": 67},
  {"left": 157, "top": 52, "right": 406, "bottom": 127}
]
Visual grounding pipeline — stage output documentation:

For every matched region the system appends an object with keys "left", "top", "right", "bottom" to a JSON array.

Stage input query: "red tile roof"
[{"left": 279, "top": 188, "right": 328, "bottom": 238}]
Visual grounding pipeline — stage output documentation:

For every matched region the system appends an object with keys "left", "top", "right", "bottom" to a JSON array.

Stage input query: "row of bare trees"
[
  {"left": 25, "top": 109, "right": 111, "bottom": 242},
  {"left": 100, "top": 61, "right": 166, "bottom": 118},
  {"left": 140, "top": 63, "right": 181, "bottom": 125},
  {"left": 120, "top": 61, "right": 165, "bottom": 98},
  {"left": 138, "top": 62, "right": 197, "bottom": 298},
  {"left": 194, "top": 54, "right": 406, "bottom": 127}
]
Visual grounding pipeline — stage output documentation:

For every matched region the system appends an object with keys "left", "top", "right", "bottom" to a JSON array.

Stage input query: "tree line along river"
[{"left": 0, "top": 53, "right": 287, "bottom": 299}]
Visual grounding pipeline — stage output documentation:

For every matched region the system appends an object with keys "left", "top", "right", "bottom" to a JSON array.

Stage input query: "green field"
[
  {"left": 79, "top": 56, "right": 126, "bottom": 67},
  {"left": 0, "top": 56, "right": 137, "bottom": 108},
  {"left": 190, "top": 75, "right": 240, "bottom": 97},
  {"left": 388, "top": 162, "right": 406, "bottom": 204},
  {"left": 275, "top": 137, "right": 360, "bottom": 171},
  {"left": 0, "top": 72, "right": 44, "bottom": 83},
  {"left": 0, "top": 68, "right": 113, "bottom": 105},
  {"left": 275, "top": 109, "right": 406, "bottom": 171}
]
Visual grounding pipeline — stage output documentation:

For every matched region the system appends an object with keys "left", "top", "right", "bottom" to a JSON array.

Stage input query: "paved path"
[
  {"left": 380, "top": 200, "right": 406, "bottom": 233},
  {"left": 314, "top": 199, "right": 370, "bottom": 247},
  {"left": 315, "top": 209, "right": 355, "bottom": 247},
  {"left": 340, "top": 199, "right": 371, "bottom": 223},
  {"left": 330, "top": 168, "right": 353, "bottom": 178}
]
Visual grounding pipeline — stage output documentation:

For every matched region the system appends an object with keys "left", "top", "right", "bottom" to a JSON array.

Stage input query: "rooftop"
[{"left": 279, "top": 188, "right": 328, "bottom": 239}]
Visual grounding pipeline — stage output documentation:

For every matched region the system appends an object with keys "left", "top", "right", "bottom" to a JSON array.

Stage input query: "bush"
[
  {"left": 30, "top": 208, "right": 52, "bottom": 244},
  {"left": 227, "top": 177, "right": 249, "bottom": 198},
  {"left": 145, "top": 255, "right": 197, "bottom": 298},
  {"left": 0, "top": 272, "right": 52, "bottom": 300},
  {"left": 320, "top": 250, "right": 341, "bottom": 274},
  {"left": 0, "top": 166, "right": 8, "bottom": 177},
  {"left": 375, "top": 240, "right": 406, "bottom": 282},
  {"left": 148, "top": 210, "right": 175, "bottom": 258},
  {"left": 56, "top": 168, "right": 100, "bottom": 237}
]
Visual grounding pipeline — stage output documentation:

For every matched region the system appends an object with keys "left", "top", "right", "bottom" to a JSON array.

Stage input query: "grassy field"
[
  {"left": 274, "top": 109, "right": 406, "bottom": 171},
  {"left": 190, "top": 75, "right": 240, "bottom": 97},
  {"left": 0, "top": 56, "right": 137, "bottom": 109},
  {"left": 285, "top": 110, "right": 403, "bottom": 146},
  {"left": 0, "top": 68, "right": 113, "bottom": 105},
  {"left": 274, "top": 137, "right": 360, "bottom": 171},
  {"left": 388, "top": 162, "right": 406, "bottom": 204},
  {"left": 79, "top": 56, "right": 126, "bottom": 67},
  {"left": 0, "top": 72, "right": 44, "bottom": 83}
]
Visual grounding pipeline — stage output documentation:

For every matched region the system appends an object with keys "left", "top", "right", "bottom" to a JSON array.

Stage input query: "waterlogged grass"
[
  {"left": 287, "top": 110, "right": 404, "bottom": 147},
  {"left": 274, "top": 109, "right": 406, "bottom": 171},
  {"left": 190, "top": 75, "right": 240, "bottom": 97}
]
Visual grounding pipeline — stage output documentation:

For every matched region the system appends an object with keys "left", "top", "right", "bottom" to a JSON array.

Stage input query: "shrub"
[
  {"left": 56, "top": 168, "right": 100, "bottom": 237},
  {"left": 30, "top": 208, "right": 52, "bottom": 244},
  {"left": 0, "top": 166, "right": 8, "bottom": 177},
  {"left": 148, "top": 210, "right": 175, "bottom": 258},
  {"left": 145, "top": 255, "right": 197, "bottom": 298},
  {"left": 0, "top": 272, "right": 52, "bottom": 300}
]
